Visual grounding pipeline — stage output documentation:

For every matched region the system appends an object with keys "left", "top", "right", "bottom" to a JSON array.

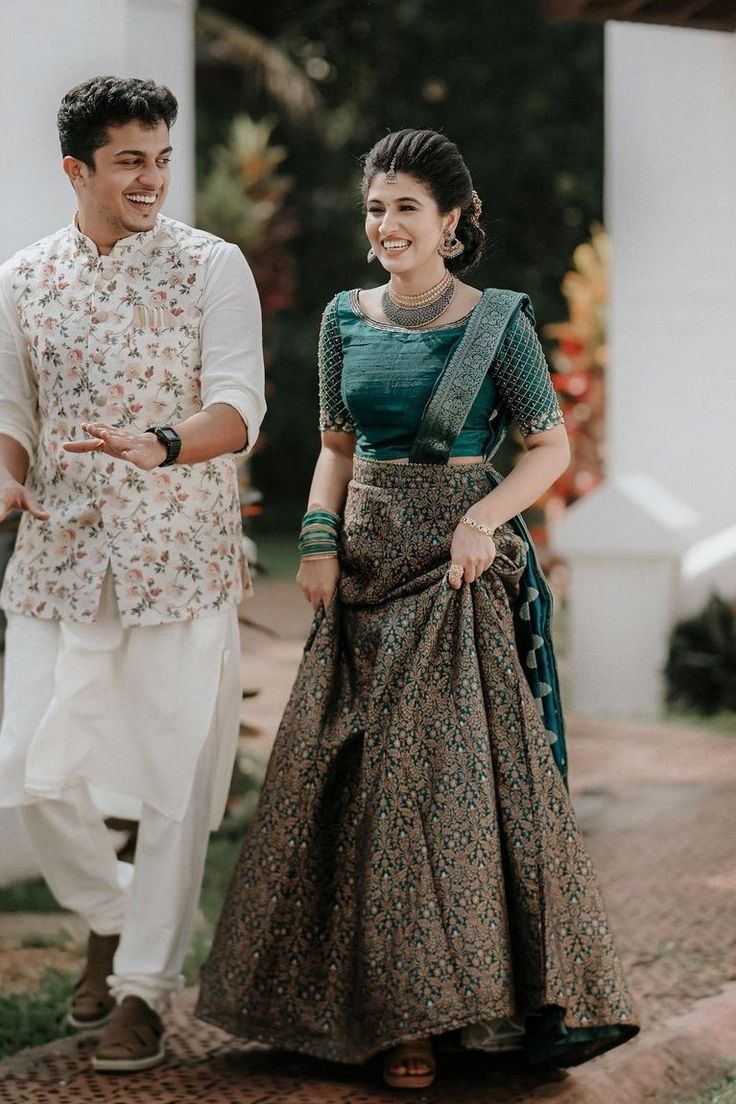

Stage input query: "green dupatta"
[{"left": 410, "top": 289, "right": 568, "bottom": 781}]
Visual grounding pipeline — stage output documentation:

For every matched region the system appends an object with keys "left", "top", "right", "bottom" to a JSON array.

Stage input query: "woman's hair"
[{"left": 360, "top": 129, "right": 485, "bottom": 275}]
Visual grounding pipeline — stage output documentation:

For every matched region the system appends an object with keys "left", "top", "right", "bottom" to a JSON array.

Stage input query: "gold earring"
[{"left": 437, "top": 232, "right": 464, "bottom": 260}]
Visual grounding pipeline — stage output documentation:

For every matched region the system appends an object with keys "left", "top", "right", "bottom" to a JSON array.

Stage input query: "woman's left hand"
[
  {"left": 448, "top": 520, "right": 497, "bottom": 588},
  {"left": 63, "top": 422, "right": 167, "bottom": 471}
]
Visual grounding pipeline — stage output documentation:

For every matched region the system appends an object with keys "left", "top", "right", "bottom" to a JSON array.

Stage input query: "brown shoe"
[
  {"left": 91, "top": 996, "right": 166, "bottom": 1072},
  {"left": 67, "top": 931, "right": 119, "bottom": 1030}
]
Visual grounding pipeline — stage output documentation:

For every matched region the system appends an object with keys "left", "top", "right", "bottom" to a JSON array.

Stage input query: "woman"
[{"left": 197, "top": 129, "right": 638, "bottom": 1090}]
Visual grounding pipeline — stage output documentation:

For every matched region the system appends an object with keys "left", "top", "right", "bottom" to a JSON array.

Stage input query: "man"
[{"left": 0, "top": 76, "right": 265, "bottom": 1071}]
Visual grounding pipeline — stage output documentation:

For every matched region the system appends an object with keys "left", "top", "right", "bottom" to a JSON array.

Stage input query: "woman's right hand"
[{"left": 296, "top": 556, "right": 340, "bottom": 610}]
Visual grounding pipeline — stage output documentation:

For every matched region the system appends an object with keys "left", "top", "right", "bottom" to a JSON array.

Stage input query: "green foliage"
[
  {"left": 197, "top": 116, "right": 291, "bottom": 250},
  {"left": 197, "top": 0, "right": 605, "bottom": 508},
  {"left": 0, "top": 878, "right": 61, "bottom": 913},
  {"left": 0, "top": 970, "right": 73, "bottom": 1059},
  {"left": 665, "top": 595, "right": 736, "bottom": 715}
]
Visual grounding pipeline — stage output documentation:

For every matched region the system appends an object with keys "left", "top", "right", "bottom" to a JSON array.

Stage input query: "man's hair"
[{"left": 58, "top": 76, "right": 178, "bottom": 168}]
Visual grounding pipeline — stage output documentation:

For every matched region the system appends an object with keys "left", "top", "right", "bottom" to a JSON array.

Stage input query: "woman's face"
[{"left": 364, "top": 171, "right": 458, "bottom": 276}]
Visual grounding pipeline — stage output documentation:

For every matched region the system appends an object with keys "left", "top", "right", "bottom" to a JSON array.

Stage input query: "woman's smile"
[{"left": 382, "top": 238, "right": 411, "bottom": 254}]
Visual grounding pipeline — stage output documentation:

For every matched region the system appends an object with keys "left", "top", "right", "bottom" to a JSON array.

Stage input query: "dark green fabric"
[
  {"left": 335, "top": 292, "right": 497, "bottom": 460},
  {"left": 525, "top": 1005, "right": 638, "bottom": 1067}
]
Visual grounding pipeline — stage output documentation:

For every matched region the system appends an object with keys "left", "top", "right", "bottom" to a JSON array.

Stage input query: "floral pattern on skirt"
[{"left": 197, "top": 459, "right": 638, "bottom": 1066}]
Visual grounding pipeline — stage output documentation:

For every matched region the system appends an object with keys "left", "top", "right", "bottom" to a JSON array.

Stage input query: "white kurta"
[{"left": 0, "top": 571, "right": 241, "bottom": 830}]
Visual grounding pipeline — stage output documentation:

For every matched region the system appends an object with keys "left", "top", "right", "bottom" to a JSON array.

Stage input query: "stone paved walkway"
[{"left": 1, "top": 578, "right": 736, "bottom": 1103}]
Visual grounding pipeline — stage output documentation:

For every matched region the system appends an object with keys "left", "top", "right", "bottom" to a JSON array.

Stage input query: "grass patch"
[
  {"left": 20, "top": 933, "right": 73, "bottom": 952},
  {"left": 0, "top": 878, "right": 61, "bottom": 913},
  {"left": 0, "top": 969, "right": 74, "bottom": 1059}
]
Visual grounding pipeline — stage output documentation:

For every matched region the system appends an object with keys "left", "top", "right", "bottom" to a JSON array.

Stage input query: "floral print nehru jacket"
[{"left": 0, "top": 216, "right": 265, "bottom": 626}]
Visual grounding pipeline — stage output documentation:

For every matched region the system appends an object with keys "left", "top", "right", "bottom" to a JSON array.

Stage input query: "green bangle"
[{"left": 298, "top": 507, "right": 341, "bottom": 558}]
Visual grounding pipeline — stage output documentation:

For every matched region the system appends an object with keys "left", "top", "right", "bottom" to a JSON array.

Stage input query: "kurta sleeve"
[
  {"left": 318, "top": 295, "right": 355, "bottom": 434},
  {"left": 0, "top": 261, "right": 39, "bottom": 461},
  {"left": 491, "top": 304, "right": 564, "bottom": 437},
  {"left": 199, "top": 241, "right": 267, "bottom": 456}
]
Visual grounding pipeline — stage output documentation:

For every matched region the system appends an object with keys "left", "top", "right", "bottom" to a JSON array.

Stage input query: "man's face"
[{"left": 65, "top": 119, "right": 172, "bottom": 246}]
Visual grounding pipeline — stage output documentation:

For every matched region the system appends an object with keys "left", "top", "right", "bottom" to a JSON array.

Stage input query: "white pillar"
[
  {"left": 553, "top": 23, "right": 736, "bottom": 716},
  {"left": 605, "top": 22, "right": 736, "bottom": 535},
  {"left": 0, "top": 0, "right": 194, "bottom": 262}
]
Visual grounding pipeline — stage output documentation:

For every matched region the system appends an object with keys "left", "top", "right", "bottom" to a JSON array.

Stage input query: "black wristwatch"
[{"left": 145, "top": 425, "right": 182, "bottom": 467}]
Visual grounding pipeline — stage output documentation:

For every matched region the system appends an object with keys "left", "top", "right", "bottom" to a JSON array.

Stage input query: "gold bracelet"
[
  {"left": 461, "top": 514, "right": 496, "bottom": 539},
  {"left": 300, "top": 552, "right": 339, "bottom": 561}
]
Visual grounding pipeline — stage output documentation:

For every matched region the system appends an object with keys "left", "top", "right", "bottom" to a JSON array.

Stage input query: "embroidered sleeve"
[
  {"left": 318, "top": 295, "right": 355, "bottom": 434},
  {"left": 491, "top": 306, "right": 564, "bottom": 437}
]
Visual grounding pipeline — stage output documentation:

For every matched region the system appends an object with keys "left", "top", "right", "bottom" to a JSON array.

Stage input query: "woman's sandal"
[{"left": 382, "top": 1037, "right": 436, "bottom": 1090}]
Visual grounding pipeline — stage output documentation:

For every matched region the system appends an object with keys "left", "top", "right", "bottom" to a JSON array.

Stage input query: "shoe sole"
[
  {"left": 66, "top": 1009, "right": 116, "bottom": 1031},
  {"left": 383, "top": 1073, "right": 436, "bottom": 1089},
  {"left": 91, "top": 1038, "right": 166, "bottom": 1073}
]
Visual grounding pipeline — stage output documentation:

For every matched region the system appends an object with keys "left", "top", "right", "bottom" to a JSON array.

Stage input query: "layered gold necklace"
[{"left": 382, "top": 270, "right": 456, "bottom": 328}]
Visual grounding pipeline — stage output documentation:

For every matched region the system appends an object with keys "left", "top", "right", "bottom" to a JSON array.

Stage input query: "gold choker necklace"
[{"left": 383, "top": 272, "right": 456, "bottom": 328}]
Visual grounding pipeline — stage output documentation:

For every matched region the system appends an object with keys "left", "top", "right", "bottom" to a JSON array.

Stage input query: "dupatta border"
[{"left": 409, "top": 288, "right": 527, "bottom": 465}]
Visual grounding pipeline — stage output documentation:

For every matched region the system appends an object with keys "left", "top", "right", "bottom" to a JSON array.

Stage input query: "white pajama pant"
[
  {"left": 0, "top": 573, "right": 242, "bottom": 1013},
  {"left": 20, "top": 718, "right": 220, "bottom": 1013}
]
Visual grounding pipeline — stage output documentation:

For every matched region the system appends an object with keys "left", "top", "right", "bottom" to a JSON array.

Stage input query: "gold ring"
[{"left": 447, "top": 563, "right": 464, "bottom": 584}]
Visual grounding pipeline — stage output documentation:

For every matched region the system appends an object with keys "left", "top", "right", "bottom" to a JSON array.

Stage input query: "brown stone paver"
[{"left": 2, "top": 578, "right": 736, "bottom": 1103}]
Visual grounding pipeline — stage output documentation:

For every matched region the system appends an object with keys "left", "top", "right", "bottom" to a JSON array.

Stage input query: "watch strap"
[{"left": 145, "top": 425, "right": 182, "bottom": 467}]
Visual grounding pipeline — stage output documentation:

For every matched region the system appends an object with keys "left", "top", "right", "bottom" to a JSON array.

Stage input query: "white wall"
[
  {"left": 0, "top": 0, "right": 194, "bottom": 261},
  {"left": 554, "top": 22, "right": 736, "bottom": 716},
  {"left": 605, "top": 22, "right": 736, "bottom": 536}
]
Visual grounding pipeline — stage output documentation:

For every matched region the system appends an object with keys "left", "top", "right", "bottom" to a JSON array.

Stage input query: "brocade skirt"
[{"left": 197, "top": 459, "right": 638, "bottom": 1065}]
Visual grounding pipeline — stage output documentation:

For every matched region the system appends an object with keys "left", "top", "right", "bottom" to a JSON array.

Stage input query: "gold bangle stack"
[{"left": 461, "top": 514, "right": 496, "bottom": 539}]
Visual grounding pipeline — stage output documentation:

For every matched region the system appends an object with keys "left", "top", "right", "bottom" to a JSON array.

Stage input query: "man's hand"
[
  {"left": 0, "top": 478, "right": 49, "bottom": 523},
  {"left": 63, "top": 422, "right": 167, "bottom": 471}
]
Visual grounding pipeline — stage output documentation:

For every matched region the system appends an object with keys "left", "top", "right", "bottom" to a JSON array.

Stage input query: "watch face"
[{"left": 158, "top": 427, "right": 178, "bottom": 445}]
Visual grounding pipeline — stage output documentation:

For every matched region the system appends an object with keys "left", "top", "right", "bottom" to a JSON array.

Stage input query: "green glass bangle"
[
  {"left": 298, "top": 530, "right": 339, "bottom": 556},
  {"left": 299, "top": 506, "right": 341, "bottom": 558},
  {"left": 301, "top": 508, "right": 340, "bottom": 527},
  {"left": 298, "top": 540, "right": 338, "bottom": 556}
]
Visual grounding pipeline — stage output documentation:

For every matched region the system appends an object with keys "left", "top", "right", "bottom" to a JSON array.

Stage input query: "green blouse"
[{"left": 318, "top": 289, "right": 563, "bottom": 460}]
